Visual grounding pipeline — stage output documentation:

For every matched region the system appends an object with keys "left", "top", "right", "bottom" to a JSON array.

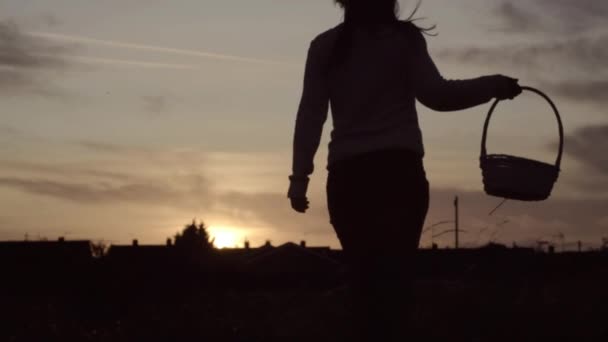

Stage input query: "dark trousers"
[{"left": 327, "top": 148, "right": 429, "bottom": 341}]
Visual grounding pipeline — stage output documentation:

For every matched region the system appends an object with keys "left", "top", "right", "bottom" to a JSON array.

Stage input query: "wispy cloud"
[
  {"left": 0, "top": 160, "right": 131, "bottom": 182},
  {"left": 27, "top": 31, "right": 297, "bottom": 67},
  {"left": 438, "top": 34, "right": 608, "bottom": 75},
  {"left": 0, "top": 125, "right": 19, "bottom": 136},
  {"left": 494, "top": 2, "right": 544, "bottom": 33},
  {"left": 0, "top": 177, "right": 188, "bottom": 205},
  {"left": 424, "top": 187, "right": 608, "bottom": 247},
  {"left": 0, "top": 20, "right": 72, "bottom": 93},
  {"left": 544, "top": 80, "right": 608, "bottom": 105},
  {"left": 2, "top": 19, "right": 194, "bottom": 97},
  {"left": 2, "top": 18, "right": 291, "bottom": 95},
  {"left": 59, "top": 55, "right": 200, "bottom": 70},
  {"left": 142, "top": 95, "right": 169, "bottom": 116},
  {"left": 1, "top": 153, "right": 607, "bottom": 246},
  {"left": 74, "top": 140, "right": 154, "bottom": 156},
  {"left": 564, "top": 124, "right": 608, "bottom": 174},
  {"left": 0, "top": 23, "right": 70, "bottom": 69},
  {"left": 494, "top": 0, "right": 608, "bottom": 34},
  {"left": 438, "top": 9, "right": 608, "bottom": 106}
]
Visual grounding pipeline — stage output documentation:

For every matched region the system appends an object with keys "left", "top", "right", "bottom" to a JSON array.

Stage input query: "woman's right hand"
[
  {"left": 288, "top": 176, "right": 310, "bottom": 213},
  {"left": 491, "top": 75, "right": 523, "bottom": 100}
]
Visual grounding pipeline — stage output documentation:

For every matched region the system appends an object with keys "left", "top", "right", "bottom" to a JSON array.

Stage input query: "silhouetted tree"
[
  {"left": 90, "top": 240, "right": 108, "bottom": 258},
  {"left": 174, "top": 219, "right": 215, "bottom": 254}
]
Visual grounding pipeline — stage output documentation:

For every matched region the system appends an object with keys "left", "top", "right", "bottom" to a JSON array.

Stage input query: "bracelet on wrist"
[{"left": 289, "top": 175, "right": 309, "bottom": 182}]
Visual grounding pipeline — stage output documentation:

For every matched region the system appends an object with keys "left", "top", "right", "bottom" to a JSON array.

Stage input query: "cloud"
[
  {"left": 75, "top": 140, "right": 145, "bottom": 154},
  {"left": 0, "top": 166, "right": 325, "bottom": 239},
  {"left": 61, "top": 55, "right": 200, "bottom": 70},
  {"left": 237, "top": 184, "right": 608, "bottom": 248},
  {"left": 0, "top": 20, "right": 73, "bottom": 93},
  {"left": 437, "top": 34, "right": 608, "bottom": 75},
  {"left": 0, "top": 160, "right": 131, "bottom": 182},
  {"left": 494, "top": 1, "right": 608, "bottom": 34},
  {"left": 0, "top": 68, "right": 33, "bottom": 90},
  {"left": 74, "top": 140, "right": 164, "bottom": 159},
  {"left": 0, "top": 22, "right": 69, "bottom": 68},
  {"left": 0, "top": 177, "right": 171, "bottom": 204},
  {"left": 437, "top": 32, "right": 608, "bottom": 106},
  {"left": 436, "top": 1, "right": 608, "bottom": 108},
  {"left": 423, "top": 187, "right": 608, "bottom": 248},
  {"left": 1, "top": 139, "right": 606, "bottom": 247},
  {"left": 0, "top": 125, "right": 18, "bottom": 135},
  {"left": 0, "top": 139, "right": 325, "bottom": 241},
  {"left": 1, "top": 164, "right": 606, "bottom": 247},
  {"left": 564, "top": 124, "right": 608, "bottom": 174},
  {"left": 27, "top": 31, "right": 297, "bottom": 67},
  {"left": 0, "top": 140, "right": 214, "bottom": 212},
  {"left": 142, "top": 95, "right": 169, "bottom": 116},
  {"left": 545, "top": 123, "right": 608, "bottom": 195},
  {"left": 495, "top": 2, "right": 545, "bottom": 33},
  {"left": 72, "top": 141, "right": 212, "bottom": 169},
  {"left": 543, "top": 80, "right": 608, "bottom": 105},
  {"left": 39, "top": 14, "right": 61, "bottom": 29},
  {"left": 0, "top": 174, "right": 211, "bottom": 207},
  {"left": 0, "top": 20, "right": 221, "bottom": 96}
]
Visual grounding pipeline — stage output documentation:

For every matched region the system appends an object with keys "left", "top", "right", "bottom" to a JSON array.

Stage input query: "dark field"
[{"left": 2, "top": 266, "right": 608, "bottom": 342}]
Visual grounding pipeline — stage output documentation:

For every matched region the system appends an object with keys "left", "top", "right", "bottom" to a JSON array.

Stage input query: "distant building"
[
  {"left": 106, "top": 239, "right": 179, "bottom": 271},
  {"left": 244, "top": 242, "right": 341, "bottom": 274},
  {"left": 106, "top": 239, "right": 341, "bottom": 275},
  {"left": 0, "top": 238, "right": 92, "bottom": 268},
  {"left": 0, "top": 238, "right": 93, "bottom": 288}
]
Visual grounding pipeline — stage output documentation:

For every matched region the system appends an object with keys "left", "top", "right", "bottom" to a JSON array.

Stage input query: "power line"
[{"left": 488, "top": 198, "right": 508, "bottom": 216}]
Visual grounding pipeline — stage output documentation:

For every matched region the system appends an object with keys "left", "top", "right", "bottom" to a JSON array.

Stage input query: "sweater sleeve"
[
  {"left": 290, "top": 38, "right": 330, "bottom": 181},
  {"left": 409, "top": 27, "right": 497, "bottom": 112}
]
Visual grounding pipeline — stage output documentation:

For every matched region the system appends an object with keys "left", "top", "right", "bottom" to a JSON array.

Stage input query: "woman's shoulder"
[
  {"left": 310, "top": 24, "right": 345, "bottom": 47},
  {"left": 396, "top": 20, "right": 428, "bottom": 49}
]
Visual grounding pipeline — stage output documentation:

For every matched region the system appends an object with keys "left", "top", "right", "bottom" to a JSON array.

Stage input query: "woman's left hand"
[
  {"left": 491, "top": 75, "right": 523, "bottom": 100},
  {"left": 290, "top": 197, "right": 310, "bottom": 213}
]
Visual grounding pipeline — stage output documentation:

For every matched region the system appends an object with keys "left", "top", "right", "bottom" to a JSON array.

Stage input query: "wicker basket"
[{"left": 480, "top": 87, "right": 564, "bottom": 201}]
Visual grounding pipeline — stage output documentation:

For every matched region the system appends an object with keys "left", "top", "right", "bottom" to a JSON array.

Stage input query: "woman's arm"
[
  {"left": 288, "top": 38, "right": 330, "bottom": 201},
  {"left": 410, "top": 27, "right": 520, "bottom": 111}
]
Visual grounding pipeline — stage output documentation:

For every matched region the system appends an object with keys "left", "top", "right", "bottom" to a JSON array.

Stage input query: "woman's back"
[
  {"left": 288, "top": 1, "right": 520, "bottom": 198},
  {"left": 297, "top": 21, "right": 426, "bottom": 175}
]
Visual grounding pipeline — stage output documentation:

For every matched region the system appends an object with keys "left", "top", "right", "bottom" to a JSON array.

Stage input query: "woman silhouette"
[{"left": 288, "top": 0, "right": 521, "bottom": 340}]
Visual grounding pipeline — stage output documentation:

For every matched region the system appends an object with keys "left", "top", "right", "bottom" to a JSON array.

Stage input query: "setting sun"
[{"left": 210, "top": 228, "right": 240, "bottom": 249}]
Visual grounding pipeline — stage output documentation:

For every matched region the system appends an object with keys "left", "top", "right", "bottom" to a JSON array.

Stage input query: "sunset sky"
[{"left": 1, "top": 0, "right": 606, "bottom": 249}]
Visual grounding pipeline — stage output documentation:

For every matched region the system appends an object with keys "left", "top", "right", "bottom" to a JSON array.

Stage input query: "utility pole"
[{"left": 454, "top": 196, "right": 459, "bottom": 249}]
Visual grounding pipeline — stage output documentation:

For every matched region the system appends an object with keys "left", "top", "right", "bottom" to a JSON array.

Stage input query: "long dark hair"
[
  {"left": 335, "top": 0, "right": 400, "bottom": 26},
  {"left": 334, "top": 0, "right": 435, "bottom": 30},
  {"left": 330, "top": 0, "right": 436, "bottom": 67}
]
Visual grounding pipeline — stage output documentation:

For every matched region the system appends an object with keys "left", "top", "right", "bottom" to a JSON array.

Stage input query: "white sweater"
[{"left": 289, "top": 21, "right": 497, "bottom": 197}]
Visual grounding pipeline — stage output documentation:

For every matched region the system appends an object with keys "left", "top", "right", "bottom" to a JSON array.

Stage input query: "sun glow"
[{"left": 210, "top": 228, "right": 241, "bottom": 249}]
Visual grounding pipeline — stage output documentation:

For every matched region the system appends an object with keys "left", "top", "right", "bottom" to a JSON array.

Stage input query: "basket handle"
[{"left": 481, "top": 86, "right": 564, "bottom": 170}]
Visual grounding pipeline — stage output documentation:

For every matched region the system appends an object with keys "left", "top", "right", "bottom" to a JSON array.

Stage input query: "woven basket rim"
[{"left": 481, "top": 153, "right": 560, "bottom": 171}]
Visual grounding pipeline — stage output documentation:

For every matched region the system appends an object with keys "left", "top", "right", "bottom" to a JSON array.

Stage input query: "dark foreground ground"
[{"left": 2, "top": 271, "right": 607, "bottom": 342}]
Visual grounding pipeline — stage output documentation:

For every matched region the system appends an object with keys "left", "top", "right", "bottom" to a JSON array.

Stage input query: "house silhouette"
[
  {"left": 0, "top": 238, "right": 92, "bottom": 267},
  {"left": 0, "top": 238, "right": 93, "bottom": 290},
  {"left": 106, "top": 240, "right": 341, "bottom": 275}
]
